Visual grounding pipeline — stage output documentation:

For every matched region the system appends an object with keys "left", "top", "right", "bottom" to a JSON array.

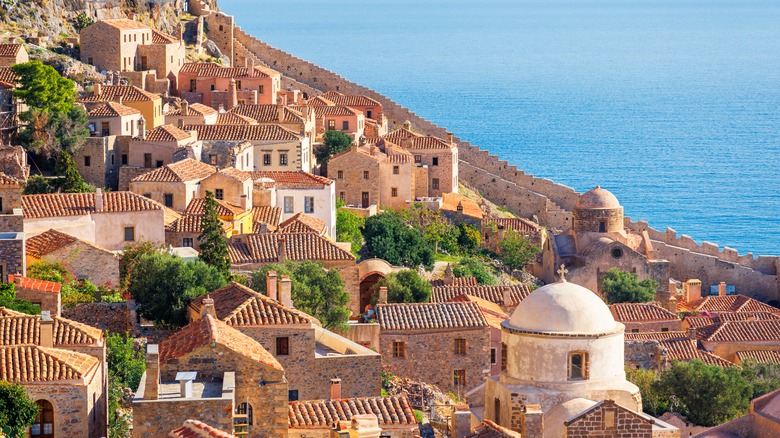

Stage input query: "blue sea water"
[{"left": 220, "top": 0, "right": 780, "bottom": 256}]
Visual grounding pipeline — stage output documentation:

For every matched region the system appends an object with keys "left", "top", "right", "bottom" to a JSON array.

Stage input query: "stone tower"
[{"left": 0, "top": 173, "right": 25, "bottom": 280}]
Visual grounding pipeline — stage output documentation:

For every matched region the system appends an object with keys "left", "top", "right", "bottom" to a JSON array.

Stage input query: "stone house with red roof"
[
  {"left": 165, "top": 100, "right": 220, "bottom": 127},
  {"left": 228, "top": 232, "right": 355, "bottom": 271},
  {"left": 178, "top": 61, "right": 281, "bottom": 108},
  {"left": 481, "top": 217, "right": 542, "bottom": 254},
  {"left": 698, "top": 320, "right": 780, "bottom": 363},
  {"left": 609, "top": 302, "right": 682, "bottom": 333},
  {"left": 8, "top": 275, "right": 61, "bottom": 316},
  {"left": 448, "top": 293, "right": 510, "bottom": 377},
  {"left": 318, "top": 90, "right": 388, "bottom": 135},
  {"left": 0, "top": 43, "right": 28, "bottom": 67},
  {"left": 83, "top": 84, "right": 163, "bottom": 128},
  {"left": 623, "top": 330, "right": 734, "bottom": 370},
  {"left": 376, "top": 301, "right": 491, "bottom": 394},
  {"left": 386, "top": 121, "right": 458, "bottom": 197},
  {"left": 25, "top": 229, "right": 120, "bottom": 287},
  {"left": 288, "top": 395, "right": 418, "bottom": 437},
  {"left": 230, "top": 104, "right": 317, "bottom": 143},
  {"left": 129, "top": 158, "right": 217, "bottom": 212},
  {"left": 310, "top": 103, "right": 366, "bottom": 139},
  {"left": 123, "top": 124, "right": 202, "bottom": 169}
]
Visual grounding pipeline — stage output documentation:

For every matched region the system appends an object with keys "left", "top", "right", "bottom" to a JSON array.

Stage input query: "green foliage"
[
  {"left": 602, "top": 268, "right": 658, "bottom": 304},
  {"left": 108, "top": 382, "right": 130, "bottom": 438},
  {"left": 457, "top": 223, "right": 481, "bottom": 254},
  {"left": 0, "top": 381, "right": 39, "bottom": 438},
  {"left": 413, "top": 409, "right": 424, "bottom": 423},
  {"left": 740, "top": 360, "right": 780, "bottom": 399},
  {"left": 106, "top": 333, "right": 144, "bottom": 438},
  {"left": 73, "top": 11, "right": 94, "bottom": 32},
  {"left": 198, "top": 191, "right": 231, "bottom": 278},
  {"left": 336, "top": 207, "right": 365, "bottom": 257},
  {"left": 119, "top": 241, "right": 162, "bottom": 292},
  {"left": 128, "top": 252, "right": 227, "bottom": 326},
  {"left": 374, "top": 270, "right": 432, "bottom": 304},
  {"left": 27, "top": 260, "right": 74, "bottom": 284},
  {"left": 60, "top": 280, "right": 98, "bottom": 308},
  {"left": 249, "top": 261, "right": 351, "bottom": 332},
  {"left": 626, "top": 367, "right": 669, "bottom": 417},
  {"left": 27, "top": 261, "right": 105, "bottom": 308},
  {"left": 0, "top": 282, "right": 40, "bottom": 315},
  {"left": 452, "top": 257, "right": 497, "bottom": 285},
  {"left": 422, "top": 213, "right": 451, "bottom": 254},
  {"left": 13, "top": 60, "right": 77, "bottom": 115},
  {"left": 363, "top": 212, "right": 434, "bottom": 270},
  {"left": 22, "top": 174, "right": 52, "bottom": 194},
  {"left": 316, "top": 130, "right": 353, "bottom": 166},
  {"left": 53, "top": 151, "right": 93, "bottom": 193},
  {"left": 496, "top": 229, "right": 540, "bottom": 271},
  {"left": 381, "top": 361, "right": 395, "bottom": 391}
]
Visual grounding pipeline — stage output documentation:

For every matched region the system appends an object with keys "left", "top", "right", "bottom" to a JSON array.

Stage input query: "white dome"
[{"left": 508, "top": 281, "right": 618, "bottom": 334}]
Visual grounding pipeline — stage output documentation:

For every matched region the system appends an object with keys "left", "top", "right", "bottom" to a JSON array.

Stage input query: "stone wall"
[
  {"left": 0, "top": 145, "right": 29, "bottom": 181},
  {"left": 565, "top": 402, "right": 652, "bottom": 438},
  {"left": 0, "top": 236, "right": 24, "bottom": 279},
  {"left": 622, "top": 320, "right": 682, "bottom": 334},
  {"left": 62, "top": 300, "right": 140, "bottom": 336},
  {"left": 118, "top": 166, "right": 154, "bottom": 191},
  {"left": 75, "top": 136, "right": 119, "bottom": 189},
  {"left": 41, "top": 240, "right": 121, "bottom": 287},
  {"left": 133, "top": 387, "right": 234, "bottom": 436},
  {"left": 624, "top": 340, "right": 661, "bottom": 371}
]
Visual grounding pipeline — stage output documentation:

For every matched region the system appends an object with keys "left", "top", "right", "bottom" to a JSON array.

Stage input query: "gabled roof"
[
  {"left": 165, "top": 215, "right": 230, "bottom": 234},
  {"left": 250, "top": 171, "right": 332, "bottom": 189},
  {"left": 0, "top": 67, "right": 18, "bottom": 88},
  {"left": 95, "top": 18, "right": 149, "bottom": 31},
  {"left": 151, "top": 29, "right": 179, "bottom": 44},
  {"left": 385, "top": 126, "right": 422, "bottom": 139},
  {"left": 735, "top": 350, "right": 780, "bottom": 365},
  {"left": 12, "top": 276, "right": 61, "bottom": 294},
  {"left": 0, "top": 44, "right": 23, "bottom": 58},
  {"left": 184, "top": 124, "right": 301, "bottom": 142},
  {"left": 88, "top": 101, "right": 141, "bottom": 118},
  {"left": 624, "top": 331, "right": 689, "bottom": 341},
  {"left": 131, "top": 158, "right": 216, "bottom": 183},
  {"left": 215, "top": 112, "right": 257, "bottom": 125},
  {"left": 431, "top": 284, "right": 532, "bottom": 307},
  {"left": 683, "top": 312, "right": 780, "bottom": 329},
  {"left": 449, "top": 294, "right": 509, "bottom": 330},
  {"left": 430, "top": 276, "right": 479, "bottom": 288},
  {"left": 482, "top": 217, "right": 540, "bottom": 234},
  {"left": 0, "top": 311, "right": 103, "bottom": 346},
  {"left": 441, "top": 193, "right": 483, "bottom": 219},
  {"left": 214, "top": 166, "right": 251, "bottom": 182},
  {"left": 167, "top": 102, "right": 217, "bottom": 117},
  {"left": 704, "top": 320, "right": 780, "bottom": 343},
  {"left": 312, "top": 105, "right": 361, "bottom": 118},
  {"left": 610, "top": 302, "right": 679, "bottom": 322},
  {"left": 136, "top": 124, "right": 192, "bottom": 142},
  {"left": 693, "top": 295, "right": 779, "bottom": 314},
  {"left": 319, "top": 91, "right": 380, "bottom": 108},
  {"left": 397, "top": 135, "right": 454, "bottom": 150},
  {"left": 159, "top": 314, "right": 282, "bottom": 370},
  {"left": 659, "top": 338, "right": 734, "bottom": 367},
  {"left": 288, "top": 395, "right": 417, "bottom": 429},
  {"left": 231, "top": 105, "right": 304, "bottom": 123},
  {"left": 168, "top": 420, "right": 235, "bottom": 438},
  {"left": 0, "top": 172, "right": 20, "bottom": 187},
  {"left": 376, "top": 302, "right": 488, "bottom": 331},
  {"left": 251, "top": 206, "right": 282, "bottom": 231},
  {"left": 22, "top": 191, "right": 162, "bottom": 218},
  {"left": 179, "top": 62, "right": 279, "bottom": 78},
  {"left": 228, "top": 233, "right": 355, "bottom": 265},
  {"left": 0, "top": 345, "right": 100, "bottom": 383},
  {"left": 184, "top": 197, "right": 245, "bottom": 216},
  {"left": 277, "top": 212, "right": 326, "bottom": 235},
  {"left": 83, "top": 84, "right": 160, "bottom": 102}
]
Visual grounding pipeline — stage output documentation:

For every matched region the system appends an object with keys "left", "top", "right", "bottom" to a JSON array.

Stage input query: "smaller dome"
[{"left": 575, "top": 186, "right": 621, "bottom": 209}]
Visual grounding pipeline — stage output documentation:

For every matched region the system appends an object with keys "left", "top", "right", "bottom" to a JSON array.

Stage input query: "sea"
[{"left": 219, "top": 0, "right": 780, "bottom": 256}]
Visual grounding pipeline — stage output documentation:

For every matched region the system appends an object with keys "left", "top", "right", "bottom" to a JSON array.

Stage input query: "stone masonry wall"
[
  {"left": 133, "top": 396, "right": 234, "bottom": 437},
  {"left": 0, "top": 238, "right": 24, "bottom": 279},
  {"left": 62, "top": 300, "right": 140, "bottom": 336},
  {"left": 118, "top": 166, "right": 154, "bottom": 191},
  {"left": 565, "top": 404, "right": 652, "bottom": 438},
  {"left": 42, "top": 240, "right": 121, "bottom": 287}
]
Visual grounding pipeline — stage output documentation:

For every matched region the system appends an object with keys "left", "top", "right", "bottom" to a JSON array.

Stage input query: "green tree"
[
  {"left": 336, "top": 205, "right": 365, "bottom": 257},
  {"left": 626, "top": 367, "right": 669, "bottom": 417},
  {"left": 106, "top": 333, "right": 145, "bottom": 438},
  {"left": 457, "top": 223, "right": 481, "bottom": 254},
  {"left": 74, "top": 11, "right": 94, "bottom": 32},
  {"left": 119, "top": 241, "right": 163, "bottom": 292},
  {"left": 27, "top": 260, "right": 74, "bottom": 284},
  {"left": 0, "top": 282, "right": 40, "bottom": 315},
  {"left": 740, "top": 360, "right": 780, "bottom": 398},
  {"left": 0, "top": 381, "right": 39, "bottom": 438},
  {"left": 315, "top": 130, "right": 353, "bottom": 169},
  {"left": 422, "top": 214, "right": 451, "bottom": 254},
  {"left": 128, "top": 252, "right": 227, "bottom": 326},
  {"left": 374, "top": 270, "right": 432, "bottom": 304},
  {"left": 22, "top": 174, "right": 52, "bottom": 194},
  {"left": 13, "top": 60, "right": 77, "bottom": 115},
  {"left": 250, "top": 261, "right": 351, "bottom": 332},
  {"left": 655, "top": 360, "right": 752, "bottom": 426},
  {"left": 496, "top": 229, "right": 540, "bottom": 271},
  {"left": 452, "top": 257, "right": 497, "bottom": 285},
  {"left": 602, "top": 268, "right": 658, "bottom": 304},
  {"left": 53, "top": 151, "right": 92, "bottom": 193},
  {"left": 363, "top": 212, "right": 434, "bottom": 270},
  {"left": 198, "top": 191, "right": 231, "bottom": 278}
]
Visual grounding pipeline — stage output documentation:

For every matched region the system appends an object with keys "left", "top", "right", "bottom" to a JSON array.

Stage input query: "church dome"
[
  {"left": 508, "top": 281, "right": 618, "bottom": 334},
  {"left": 575, "top": 186, "right": 621, "bottom": 210}
]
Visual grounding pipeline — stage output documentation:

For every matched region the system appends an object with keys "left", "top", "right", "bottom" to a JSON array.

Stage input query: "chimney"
[
  {"left": 503, "top": 286, "right": 513, "bottom": 307},
  {"left": 266, "top": 270, "right": 278, "bottom": 301},
  {"left": 683, "top": 279, "right": 702, "bottom": 303},
  {"left": 240, "top": 194, "right": 249, "bottom": 210},
  {"left": 369, "top": 144, "right": 376, "bottom": 156},
  {"left": 452, "top": 404, "right": 472, "bottom": 438},
  {"left": 330, "top": 378, "right": 342, "bottom": 400},
  {"left": 200, "top": 295, "right": 216, "bottom": 319},
  {"left": 446, "top": 132, "right": 454, "bottom": 144},
  {"left": 443, "top": 263, "right": 454, "bottom": 285},
  {"left": 378, "top": 286, "right": 388, "bottom": 305},
  {"left": 178, "top": 372, "right": 196, "bottom": 398},
  {"left": 138, "top": 116, "right": 146, "bottom": 140},
  {"left": 248, "top": 58, "right": 255, "bottom": 73},
  {"left": 181, "top": 99, "right": 189, "bottom": 115},
  {"left": 277, "top": 236, "right": 286, "bottom": 263},
  {"left": 667, "top": 295, "right": 677, "bottom": 314},
  {"left": 94, "top": 82, "right": 101, "bottom": 96},
  {"left": 145, "top": 344, "right": 160, "bottom": 400},
  {"left": 94, "top": 188, "right": 104, "bottom": 213},
  {"left": 228, "top": 78, "right": 238, "bottom": 110},
  {"left": 277, "top": 105, "right": 284, "bottom": 122},
  {"left": 687, "top": 327, "right": 697, "bottom": 340},
  {"left": 718, "top": 282, "right": 727, "bottom": 297},
  {"left": 402, "top": 120, "right": 411, "bottom": 131},
  {"left": 117, "top": 95, "right": 123, "bottom": 106},
  {"left": 301, "top": 103, "right": 309, "bottom": 120},
  {"left": 279, "top": 275, "right": 292, "bottom": 308},
  {"left": 39, "top": 311, "right": 54, "bottom": 348},
  {"left": 668, "top": 281, "right": 677, "bottom": 298}
]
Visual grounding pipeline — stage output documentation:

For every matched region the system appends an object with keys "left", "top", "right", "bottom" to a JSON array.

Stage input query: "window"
[
  {"left": 143, "top": 193, "right": 151, "bottom": 198},
  {"left": 87, "top": 57, "right": 93, "bottom": 65},
  {"left": 144, "top": 153, "right": 152, "bottom": 168},
  {"left": 453, "top": 369, "right": 466, "bottom": 387},
  {"left": 31, "top": 400, "right": 54, "bottom": 437},
  {"left": 235, "top": 402, "right": 253, "bottom": 427},
  {"left": 304, "top": 196, "right": 314, "bottom": 214},
  {"left": 501, "top": 343, "right": 507, "bottom": 371},
  {"left": 215, "top": 189, "right": 224, "bottom": 200},
  {"left": 288, "top": 390, "right": 299, "bottom": 401},
  {"left": 339, "top": 192, "right": 345, "bottom": 201},
  {"left": 183, "top": 237, "right": 193, "bottom": 247},
  {"left": 604, "top": 409, "right": 616, "bottom": 429},
  {"left": 494, "top": 397, "right": 501, "bottom": 425},
  {"left": 569, "top": 352, "right": 588, "bottom": 380},
  {"left": 101, "top": 122, "right": 110, "bottom": 136},
  {"left": 328, "top": 120, "right": 336, "bottom": 130},
  {"left": 236, "top": 80, "right": 242, "bottom": 90},
  {"left": 279, "top": 153, "right": 288, "bottom": 166},
  {"left": 391, "top": 188, "right": 398, "bottom": 197},
  {"left": 661, "top": 327, "right": 669, "bottom": 332},
  {"left": 392, "top": 341, "right": 405, "bottom": 358},
  {"left": 219, "top": 24, "right": 224, "bottom": 31},
  {"left": 124, "top": 227, "right": 135, "bottom": 242},
  {"left": 263, "top": 153, "right": 271, "bottom": 166},
  {"left": 454, "top": 338, "right": 466, "bottom": 355},
  {"left": 611, "top": 247, "right": 623, "bottom": 259},
  {"left": 121, "top": 154, "right": 128, "bottom": 165},
  {"left": 111, "top": 155, "right": 115, "bottom": 165},
  {"left": 209, "top": 154, "right": 218, "bottom": 165},
  {"left": 258, "top": 85, "right": 264, "bottom": 94},
  {"left": 84, "top": 156, "right": 91, "bottom": 167},
  {"left": 0, "top": 197, "right": 2, "bottom": 212},
  {"left": 210, "top": 84, "right": 215, "bottom": 91},
  {"left": 163, "top": 193, "right": 174, "bottom": 207},
  {"left": 631, "top": 328, "right": 639, "bottom": 333},
  {"left": 491, "top": 348, "right": 497, "bottom": 365},
  {"left": 363, "top": 171, "right": 369, "bottom": 180},
  {"left": 432, "top": 157, "right": 439, "bottom": 166},
  {"left": 393, "top": 166, "right": 399, "bottom": 175},
  {"left": 276, "top": 337, "right": 290, "bottom": 355},
  {"left": 414, "top": 155, "right": 422, "bottom": 164},
  {"left": 342, "top": 121, "right": 349, "bottom": 130},
  {"left": 283, "top": 196, "right": 294, "bottom": 214},
  {"left": 366, "top": 110, "right": 372, "bottom": 119},
  {"left": 156, "top": 160, "right": 164, "bottom": 168},
  {"left": 599, "top": 221, "right": 607, "bottom": 232},
  {"left": 432, "top": 178, "right": 440, "bottom": 189}
]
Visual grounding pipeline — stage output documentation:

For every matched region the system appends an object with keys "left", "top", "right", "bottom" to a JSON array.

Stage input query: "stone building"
[
  {"left": 178, "top": 61, "right": 281, "bottom": 108},
  {"left": 124, "top": 124, "right": 201, "bottom": 169},
  {"left": 230, "top": 104, "right": 316, "bottom": 143},
  {"left": 431, "top": 279, "right": 532, "bottom": 312},
  {"left": 311, "top": 104, "right": 366, "bottom": 139},
  {"left": 25, "top": 228, "right": 120, "bottom": 287},
  {"left": 376, "top": 301, "right": 490, "bottom": 394},
  {"left": 227, "top": 232, "right": 355, "bottom": 271},
  {"left": 385, "top": 121, "right": 458, "bottom": 197},
  {"left": 164, "top": 196, "right": 252, "bottom": 249},
  {"left": 79, "top": 102, "right": 144, "bottom": 188},
  {"left": 168, "top": 420, "right": 236, "bottom": 438},
  {"left": 201, "top": 166, "right": 253, "bottom": 209},
  {"left": 316, "top": 90, "right": 388, "bottom": 135},
  {"left": 87, "top": 101, "right": 143, "bottom": 137},
  {"left": 448, "top": 293, "right": 510, "bottom": 377},
  {"left": 697, "top": 319, "right": 780, "bottom": 363},
  {"left": 482, "top": 217, "right": 542, "bottom": 254},
  {"left": 187, "top": 282, "right": 381, "bottom": 401},
  {"left": 277, "top": 212, "right": 327, "bottom": 236},
  {"left": 0, "top": 43, "right": 29, "bottom": 67},
  {"left": 83, "top": 84, "right": 164, "bottom": 128},
  {"left": 624, "top": 330, "right": 734, "bottom": 371},
  {"left": 133, "top": 309, "right": 289, "bottom": 437},
  {"left": 129, "top": 158, "right": 217, "bottom": 212},
  {"left": 165, "top": 100, "right": 219, "bottom": 126},
  {"left": 694, "top": 388, "right": 780, "bottom": 437},
  {"left": 609, "top": 302, "right": 681, "bottom": 333},
  {"left": 0, "top": 172, "right": 24, "bottom": 279},
  {"left": 8, "top": 275, "right": 61, "bottom": 316},
  {"left": 288, "top": 394, "right": 418, "bottom": 437}
]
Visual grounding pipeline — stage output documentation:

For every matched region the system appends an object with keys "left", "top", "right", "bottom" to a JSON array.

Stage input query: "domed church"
[{"left": 483, "top": 274, "right": 679, "bottom": 437}]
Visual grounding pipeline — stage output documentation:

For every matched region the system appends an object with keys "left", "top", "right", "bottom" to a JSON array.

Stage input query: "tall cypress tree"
[{"left": 198, "top": 191, "right": 231, "bottom": 278}]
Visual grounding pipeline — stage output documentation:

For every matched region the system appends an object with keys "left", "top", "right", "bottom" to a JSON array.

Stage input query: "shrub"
[
  {"left": 602, "top": 268, "right": 658, "bottom": 304},
  {"left": 374, "top": 270, "right": 432, "bottom": 304}
]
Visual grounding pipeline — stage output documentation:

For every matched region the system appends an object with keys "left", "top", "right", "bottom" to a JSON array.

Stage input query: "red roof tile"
[
  {"left": 0, "top": 313, "right": 103, "bottom": 346},
  {"left": 0, "top": 44, "right": 23, "bottom": 57},
  {"left": 22, "top": 191, "right": 162, "bottom": 218},
  {"left": 216, "top": 166, "right": 251, "bottom": 182},
  {"left": 288, "top": 395, "right": 417, "bottom": 429},
  {"left": 136, "top": 124, "right": 192, "bottom": 142},
  {"left": 87, "top": 101, "right": 141, "bottom": 118},
  {"left": 431, "top": 284, "right": 531, "bottom": 307},
  {"left": 430, "top": 277, "right": 479, "bottom": 288},
  {"left": 250, "top": 171, "right": 332, "bottom": 189},
  {"left": 14, "top": 276, "right": 61, "bottom": 294},
  {"left": 184, "top": 198, "right": 245, "bottom": 216},
  {"left": 695, "top": 295, "right": 779, "bottom": 314},
  {"left": 0, "top": 172, "right": 20, "bottom": 187},
  {"left": 180, "top": 62, "right": 279, "bottom": 79},
  {"left": 165, "top": 215, "right": 231, "bottom": 234},
  {"left": 228, "top": 233, "right": 355, "bottom": 265},
  {"left": 251, "top": 206, "right": 282, "bottom": 232},
  {"left": 215, "top": 112, "right": 257, "bottom": 125},
  {"left": 151, "top": 29, "right": 179, "bottom": 44},
  {"left": 319, "top": 91, "right": 381, "bottom": 108},
  {"left": 735, "top": 350, "right": 780, "bottom": 364},
  {"left": 312, "top": 105, "right": 362, "bottom": 118},
  {"left": 231, "top": 105, "right": 304, "bottom": 123},
  {"left": 277, "top": 212, "right": 326, "bottom": 235},
  {"left": 131, "top": 158, "right": 216, "bottom": 183},
  {"left": 624, "top": 331, "right": 690, "bottom": 341},
  {"left": 660, "top": 338, "right": 734, "bottom": 367},
  {"left": 0, "top": 67, "right": 19, "bottom": 87},
  {"left": 184, "top": 124, "right": 301, "bottom": 141},
  {"left": 482, "top": 217, "right": 540, "bottom": 235},
  {"left": 84, "top": 84, "right": 160, "bottom": 102},
  {"left": 610, "top": 302, "right": 679, "bottom": 322},
  {"left": 704, "top": 320, "right": 780, "bottom": 343},
  {"left": 376, "top": 302, "right": 488, "bottom": 331},
  {"left": 167, "top": 102, "right": 217, "bottom": 117},
  {"left": 0, "top": 345, "right": 100, "bottom": 383},
  {"left": 96, "top": 19, "right": 149, "bottom": 31}
]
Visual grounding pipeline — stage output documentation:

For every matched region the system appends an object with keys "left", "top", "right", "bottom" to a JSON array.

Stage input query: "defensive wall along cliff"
[{"left": 194, "top": 2, "right": 779, "bottom": 301}]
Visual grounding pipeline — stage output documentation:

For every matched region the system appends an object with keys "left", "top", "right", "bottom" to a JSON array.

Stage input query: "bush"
[
  {"left": 27, "top": 260, "right": 73, "bottom": 284},
  {"left": 363, "top": 212, "right": 434, "bottom": 270},
  {"left": 106, "top": 333, "right": 145, "bottom": 438},
  {"left": 374, "top": 270, "right": 432, "bottom": 304},
  {"left": 0, "top": 381, "right": 39, "bottom": 438},
  {"left": 602, "top": 268, "right": 657, "bottom": 304},
  {"left": 457, "top": 223, "right": 481, "bottom": 254},
  {"left": 496, "top": 229, "right": 540, "bottom": 271},
  {"left": 22, "top": 174, "right": 52, "bottom": 194},
  {"left": 452, "top": 257, "right": 497, "bottom": 285},
  {"left": 0, "top": 283, "right": 40, "bottom": 315},
  {"left": 337, "top": 206, "right": 365, "bottom": 257}
]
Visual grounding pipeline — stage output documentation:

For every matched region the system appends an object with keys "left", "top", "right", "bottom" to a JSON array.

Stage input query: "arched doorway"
[
  {"left": 359, "top": 273, "right": 384, "bottom": 313},
  {"left": 31, "top": 400, "right": 54, "bottom": 437}
]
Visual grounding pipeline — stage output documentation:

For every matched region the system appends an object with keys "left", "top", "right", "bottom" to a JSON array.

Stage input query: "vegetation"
[
  {"left": 22, "top": 174, "right": 53, "bottom": 194},
  {"left": 128, "top": 252, "right": 227, "bottom": 326},
  {"left": 53, "top": 151, "right": 93, "bottom": 193},
  {"left": 119, "top": 242, "right": 162, "bottom": 292},
  {"left": 315, "top": 130, "right": 353, "bottom": 168},
  {"left": 106, "top": 333, "right": 145, "bottom": 438},
  {"left": 374, "top": 270, "right": 432, "bottom": 304},
  {"left": 73, "top": 11, "right": 94, "bottom": 32},
  {"left": 456, "top": 223, "right": 482, "bottom": 254},
  {"left": 26, "top": 260, "right": 114, "bottom": 307},
  {"left": 198, "top": 191, "right": 231, "bottom": 278},
  {"left": 602, "top": 268, "right": 658, "bottom": 304},
  {"left": 250, "top": 261, "right": 351, "bottom": 332},
  {"left": 0, "top": 282, "right": 40, "bottom": 315},
  {"left": 363, "top": 212, "right": 434, "bottom": 270},
  {"left": 0, "top": 381, "right": 39, "bottom": 438},
  {"left": 336, "top": 199, "right": 365, "bottom": 257},
  {"left": 452, "top": 256, "right": 498, "bottom": 285},
  {"left": 496, "top": 229, "right": 540, "bottom": 271}
]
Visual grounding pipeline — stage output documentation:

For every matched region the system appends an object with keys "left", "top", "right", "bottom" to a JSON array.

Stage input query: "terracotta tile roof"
[
  {"left": 278, "top": 212, "right": 326, "bottom": 235},
  {"left": 482, "top": 217, "right": 540, "bottom": 235},
  {"left": 0, "top": 44, "right": 23, "bottom": 57},
  {"left": 467, "top": 419, "right": 522, "bottom": 438},
  {"left": 704, "top": 320, "right": 780, "bottom": 343},
  {"left": 216, "top": 166, "right": 251, "bottom": 182},
  {"left": 0, "top": 345, "right": 99, "bottom": 382},
  {"left": 189, "top": 282, "right": 258, "bottom": 320},
  {"left": 694, "top": 295, "right": 779, "bottom": 314},
  {"left": 184, "top": 124, "right": 301, "bottom": 141},
  {"left": 250, "top": 171, "right": 332, "bottom": 189},
  {"left": 624, "top": 331, "right": 690, "bottom": 341},
  {"left": 160, "top": 314, "right": 282, "bottom": 369},
  {"left": 87, "top": 101, "right": 141, "bottom": 118},
  {"left": 385, "top": 127, "right": 422, "bottom": 139},
  {"left": 84, "top": 84, "right": 159, "bottom": 102},
  {"left": 430, "top": 276, "right": 479, "bottom": 287},
  {"left": 0, "top": 172, "right": 20, "bottom": 186},
  {"left": 441, "top": 193, "right": 483, "bottom": 219},
  {"left": 449, "top": 294, "right": 509, "bottom": 330},
  {"left": 0, "top": 67, "right": 18, "bottom": 86},
  {"left": 0, "top": 308, "right": 27, "bottom": 317},
  {"left": 610, "top": 302, "right": 679, "bottom": 322},
  {"left": 228, "top": 233, "right": 355, "bottom": 265},
  {"left": 288, "top": 395, "right": 417, "bottom": 429},
  {"left": 215, "top": 112, "right": 257, "bottom": 125},
  {"left": 168, "top": 420, "right": 235, "bottom": 438},
  {"left": 735, "top": 350, "right": 780, "bottom": 364},
  {"left": 320, "top": 91, "right": 381, "bottom": 108},
  {"left": 136, "top": 124, "right": 192, "bottom": 142},
  {"left": 98, "top": 18, "right": 149, "bottom": 30},
  {"left": 251, "top": 206, "right": 282, "bottom": 230},
  {"left": 131, "top": 158, "right": 216, "bottom": 183},
  {"left": 307, "top": 96, "right": 335, "bottom": 106},
  {"left": 22, "top": 191, "right": 162, "bottom": 218},
  {"left": 401, "top": 135, "right": 454, "bottom": 150},
  {"left": 683, "top": 315, "right": 717, "bottom": 329},
  {"left": 0, "top": 313, "right": 103, "bottom": 346},
  {"left": 218, "top": 286, "right": 314, "bottom": 327},
  {"left": 684, "top": 312, "right": 780, "bottom": 329},
  {"left": 151, "top": 29, "right": 178, "bottom": 44},
  {"left": 184, "top": 197, "right": 245, "bottom": 216},
  {"left": 231, "top": 105, "right": 304, "bottom": 123},
  {"left": 312, "top": 105, "right": 361, "bottom": 118},
  {"left": 660, "top": 338, "right": 735, "bottom": 367},
  {"left": 165, "top": 214, "right": 230, "bottom": 234},
  {"left": 431, "top": 284, "right": 531, "bottom": 307},
  {"left": 13, "top": 276, "right": 61, "bottom": 294},
  {"left": 167, "top": 102, "right": 217, "bottom": 117},
  {"left": 376, "top": 302, "right": 488, "bottom": 331},
  {"left": 180, "top": 62, "right": 279, "bottom": 78}
]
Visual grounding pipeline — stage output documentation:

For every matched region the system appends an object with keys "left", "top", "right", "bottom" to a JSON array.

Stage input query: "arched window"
[
  {"left": 235, "top": 402, "right": 253, "bottom": 427},
  {"left": 31, "top": 400, "right": 54, "bottom": 437}
]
